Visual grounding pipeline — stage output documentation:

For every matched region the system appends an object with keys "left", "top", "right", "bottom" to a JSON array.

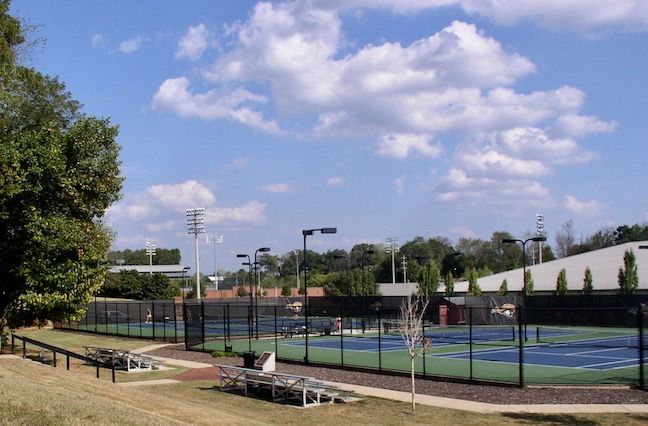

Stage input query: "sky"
[{"left": 10, "top": 0, "right": 648, "bottom": 273}]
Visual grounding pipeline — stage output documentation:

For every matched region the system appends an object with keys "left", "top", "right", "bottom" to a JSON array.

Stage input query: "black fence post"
[
  {"left": 469, "top": 307, "right": 473, "bottom": 383},
  {"left": 378, "top": 308, "right": 382, "bottom": 374},
  {"left": 518, "top": 305, "right": 524, "bottom": 388},
  {"left": 183, "top": 301, "right": 189, "bottom": 350},
  {"left": 200, "top": 300, "right": 205, "bottom": 351},
  {"left": 340, "top": 308, "right": 344, "bottom": 367},
  {"left": 174, "top": 300, "right": 178, "bottom": 344},
  {"left": 274, "top": 306, "right": 278, "bottom": 358},
  {"left": 66, "top": 354, "right": 70, "bottom": 370},
  {"left": 639, "top": 304, "right": 644, "bottom": 390},
  {"left": 152, "top": 301, "right": 156, "bottom": 341}
]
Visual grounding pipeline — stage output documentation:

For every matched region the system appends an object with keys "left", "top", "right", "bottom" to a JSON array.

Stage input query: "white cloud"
[
  {"left": 262, "top": 183, "right": 294, "bottom": 193},
  {"left": 326, "top": 177, "right": 345, "bottom": 187},
  {"left": 147, "top": 180, "right": 216, "bottom": 209},
  {"left": 393, "top": 176, "right": 406, "bottom": 194},
  {"left": 448, "top": 226, "right": 477, "bottom": 239},
  {"left": 146, "top": 220, "right": 179, "bottom": 232},
  {"left": 91, "top": 34, "right": 104, "bottom": 48},
  {"left": 176, "top": 23, "right": 214, "bottom": 61},
  {"left": 565, "top": 195, "right": 607, "bottom": 215},
  {"left": 152, "top": 77, "right": 281, "bottom": 134},
  {"left": 205, "top": 201, "right": 267, "bottom": 225},
  {"left": 321, "top": 0, "right": 648, "bottom": 34},
  {"left": 377, "top": 133, "right": 441, "bottom": 159},
  {"left": 551, "top": 114, "right": 617, "bottom": 138},
  {"left": 118, "top": 35, "right": 144, "bottom": 53}
]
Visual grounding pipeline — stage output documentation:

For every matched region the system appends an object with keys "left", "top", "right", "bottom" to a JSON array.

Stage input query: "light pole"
[
  {"left": 386, "top": 237, "right": 399, "bottom": 285},
  {"left": 186, "top": 208, "right": 206, "bottom": 299},
  {"left": 254, "top": 247, "right": 271, "bottom": 339},
  {"left": 502, "top": 236, "right": 547, "bottom": 304},
  {"left": 302, "top": 227, "right": 337, "bottom": 363},
  {"left": 294, "top": 250, "right": 300, "bottom": 292},
  {"left": 145, "top": 239, "right": 156, "bottom": 276},
  {"left": 207, "top": 235, "right": 223, "bottom": 289},
  {"left": 237, "top": 253, "right": 253, "bottom": 351},
  {"left": 360, "top": 246, "right": 375, "bottom": 333}
]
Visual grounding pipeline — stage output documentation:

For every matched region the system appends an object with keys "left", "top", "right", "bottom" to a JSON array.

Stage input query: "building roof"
[
  {"left": 108, "top": 264, "right": 190, "bottom": 279},
  {"left": 453, "top": 241, "right": 648, "bottom": 294}
]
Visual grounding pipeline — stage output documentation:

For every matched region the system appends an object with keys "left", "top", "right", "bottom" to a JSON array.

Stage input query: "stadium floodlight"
[
  {"left": 145, "top": 239, "right": 156, "bottom": 276},
  {"left": 385, "top": 237, "right": 399, "bottom": 284},
  {"left": 302, "top": 227, "right": 337, "bottom": 363},
  {"left": 207, "top": 235, "right": 224, "bottom": 289},
  {"left": 186, "top": 208, "right": 206, "bottom": 299}
]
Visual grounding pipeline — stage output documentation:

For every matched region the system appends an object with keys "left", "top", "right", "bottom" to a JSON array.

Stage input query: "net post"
[
  {"left": 639, "top": 304, "right": 645, "bottom": 390},
  {"left": 518, "top": 305, "right": 524, "bottom": 388},
  {"left": 469, "top": 307, "right": 473, "bottom": 383}
]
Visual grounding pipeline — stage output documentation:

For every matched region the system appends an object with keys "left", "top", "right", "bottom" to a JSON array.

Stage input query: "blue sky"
[{"left": 10, "top": 1, "right": 648, "bottom": 272}]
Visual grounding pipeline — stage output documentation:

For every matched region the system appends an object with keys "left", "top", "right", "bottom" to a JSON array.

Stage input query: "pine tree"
[
  {"left": 498, "top": 279, "right": 508, "bottom": 296},
  {"left": 583, "top": 267, "right": 593, "bottom": 294},
  {"left": 444, "top": 272, "right": 455, "bottom": 297},
  {"left": 467, "top": 267, "right": 481, "bottom": 295},
  {"left": 618, "top": 249, "right": 639, "bottom": 295},
  {"left": 556, "top": 268, "right": 568, "bottom": 296},
  {"left": 524, "top": 270, "right": 534, "bottom": 296}
]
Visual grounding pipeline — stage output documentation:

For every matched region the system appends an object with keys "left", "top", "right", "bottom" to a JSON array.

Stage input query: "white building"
[{"left": 454, "top": 241, "right": 648, "bottom": 294}]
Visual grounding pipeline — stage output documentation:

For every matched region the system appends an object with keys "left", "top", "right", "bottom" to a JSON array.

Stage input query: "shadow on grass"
[{"left": 503, "top": 413, "right": 648, "bottom": 424}]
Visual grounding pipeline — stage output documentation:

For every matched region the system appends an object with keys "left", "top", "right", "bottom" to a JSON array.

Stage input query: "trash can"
[{"left": 242, "top": 351, "right": 256, "bottom": 368}]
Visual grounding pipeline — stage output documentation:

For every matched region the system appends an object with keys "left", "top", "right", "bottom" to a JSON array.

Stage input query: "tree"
[
  {"left": 466, "top": 267, "right": 481, "bottom": 296},
  {"left": 281, "top": 285, "right": 292, "bottom": 297},
  {"left": 398, "top": 294, "right": 430, "bottom": 414},
  {"left": 556, "top": 268, "right": 568, "bottom": 296},
  {"left": 444, "top": 272, "right": 455, "bottom": 297},
  {"left": 583, "top": 267, "right": 593, "bottom": 295},
  {"left": 498, "top": 279, "right": 508, "bottom": 296},
  {"left": 418, "top": 261, "right": 441, "bottom": 296},
  {"left": 524, "top": 270, "right": 534, "bottom": 296},
  {"left": 1, "top": 5, "right": 122, "bottom": 329},
  {"left": 555, "top": 220, "right": 575, "bottom": 258},
  {"left": 618, "top": 249, "right": 639, "bottom": 295}
]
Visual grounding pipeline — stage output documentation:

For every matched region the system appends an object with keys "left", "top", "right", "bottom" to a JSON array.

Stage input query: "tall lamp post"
[
  {"left": 502, "top": 236, "right": 547, "bottom": 305},
  {"left": 186, "top": 208, "right": 206, "bottom": 299},
  {"left": 254, "top": 247, "right": 271, "bottom": 339},
  {"left": 236, "top": 253, "right": 253, "bottom": 350},
  {"left": 302, "top": 227, "right": 337, "bottom": 363},
  {"left": 293, "top": 250, "right": 300, "bottom": 292},
  {"left": 207, "top": 234, "right": 223, "bottom": 289}
]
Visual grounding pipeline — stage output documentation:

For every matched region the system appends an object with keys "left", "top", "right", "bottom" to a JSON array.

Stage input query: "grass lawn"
[
  {"left": 6, "top": 328, "right": 188, "bottom": 383},
  {"left": 3, "top": 356, "right": 648, "bottom": 426},
  {"left": 2, "top": 329, "right": 648, "bottom": 425}
]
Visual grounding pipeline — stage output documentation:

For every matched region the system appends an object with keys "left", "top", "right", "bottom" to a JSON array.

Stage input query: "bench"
[
  {"left": 214, "top": 364, "right": 340, "bottom": 407},
  {"left": 84, "top": 346, "right": 160, "bottom": 372}
]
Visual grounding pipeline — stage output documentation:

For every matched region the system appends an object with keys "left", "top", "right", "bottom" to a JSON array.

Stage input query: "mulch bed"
[{"left": 149, "top": 344, "right": 648, "bottom": 405}]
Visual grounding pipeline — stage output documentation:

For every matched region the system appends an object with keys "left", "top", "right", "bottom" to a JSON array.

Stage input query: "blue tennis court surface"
[{"left": 284, "top": 330, "right": 644, "bottom": 371}]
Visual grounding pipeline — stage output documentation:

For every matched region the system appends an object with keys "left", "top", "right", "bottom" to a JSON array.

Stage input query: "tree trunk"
[{"left": 411, "top": 356, "right": 416, "bottom": 414}]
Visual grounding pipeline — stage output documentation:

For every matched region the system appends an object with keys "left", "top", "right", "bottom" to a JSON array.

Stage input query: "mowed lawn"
[{"left": 2, "top": 329, "right": 648, "bottom": 425}]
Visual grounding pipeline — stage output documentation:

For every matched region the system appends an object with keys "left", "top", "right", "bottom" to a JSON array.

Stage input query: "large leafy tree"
[{"left": 1, "top": 2, "right": 122, "bottom": 328}]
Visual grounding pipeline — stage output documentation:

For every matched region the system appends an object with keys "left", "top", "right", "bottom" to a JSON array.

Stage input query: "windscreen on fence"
[{"left": 52, "top": 296, "right": 646, "bottom": 388}]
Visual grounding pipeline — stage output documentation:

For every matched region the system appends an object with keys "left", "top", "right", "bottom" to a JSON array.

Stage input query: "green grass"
[{"left": 2, "top": 356, "right": 648, "bottom": 425}]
